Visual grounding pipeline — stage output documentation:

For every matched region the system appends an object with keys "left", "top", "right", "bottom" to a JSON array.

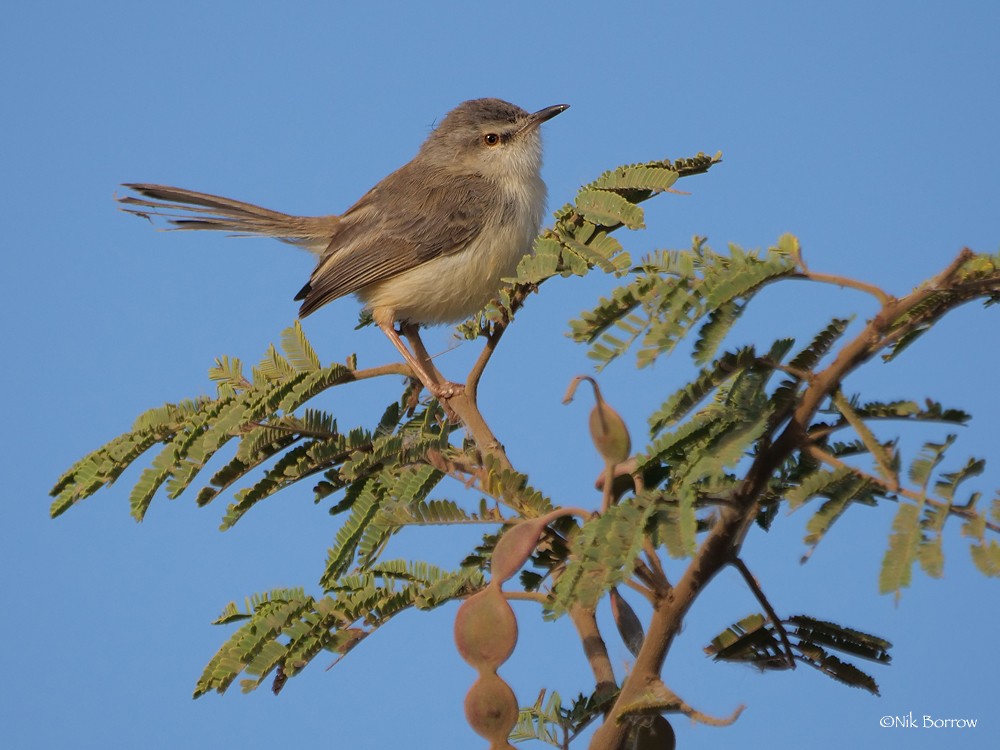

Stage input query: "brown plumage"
[{"left": 118, "top": 98, "right": 568, "bottom": 397}]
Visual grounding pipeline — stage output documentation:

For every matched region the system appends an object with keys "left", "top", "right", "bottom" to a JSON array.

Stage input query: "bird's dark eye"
[{"left": 483, "top": 133, "right": 500, "bottom": 146}]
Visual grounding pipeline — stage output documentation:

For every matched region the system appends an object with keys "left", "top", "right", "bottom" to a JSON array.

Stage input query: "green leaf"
[
  {"left": 787, "top": 318, "right": 851, "bottom": 373},
  {"left": 549, "top": 500, "right": 653, "bottom": 616},
  {"left": 574, "top": 189, "right": 645, "bottom": 230},
  {"left": 589, "top": 164, "right": 681, "bottom": 192},
  {"left": 908, "top": 435, "right": 956, "bottom": 489},
  {"left": 917, "top": 503, "right": 947, "bottom": 578},
  {"left": 970, "top": 540, "right": 1000, "bottom": 577},
  {"left": 801, "top": 476, "right": 873, "bottom": 555},
  {"left": 879, "top": 503, "right": 922, "bottom": 599},
  {"left": 322, "top": 480, "right": 384, "bottom": 586},
  {"left": 831, "top": 391, "right": 897, "bottom": 487},
  {"left": 280, "top": 321, "right": 321, "bottom": 372},
  {"left": 692, "top": 300, "right": 746, "bottom": 366},
  {"left": 648, "top": 348, "right": 758, "bottom": 434},
  {"left": 515, "top": 235, "right": 564, "bottom": 283},
  {"left": 785, "top": 466, "right": 853, "bottom": 510},
  {"left": 701, "top": 246, "right": 796, "bottom": 309},
  {"left": 934, "top": 457, "right": 985, "bottom": 502}
]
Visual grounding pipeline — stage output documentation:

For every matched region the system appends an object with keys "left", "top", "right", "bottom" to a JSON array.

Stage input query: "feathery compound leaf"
[
  {"left": 512, "top": 691, "right": 565, "bottom": 748},
  {"left": 787, "top": 318, "right": 852, "bottom": 373},
  {"left": 831, "top": 391, "right": 897, "bottom": 487},
  {"left": 195, "top": 589, "right": 315, "bottom": 697},
  {"left": 649, "top": 347, "right": 758, "bottom": 434},
  {"left": 649, "top": 503, "right": 694, "bottom": 560},
  {"left": 253, "top": 344, "right": 297, "bottom": 384},
  {"left": 220, "top": 437, "right": 349, "bottom": 529},
  {"left": 549, "top": 500, "right": 653, "bottom": 617},
  {"left": 634, "top": 282, "right": 704, "bottom": 367},
  {"left": 917, "top": 504, "right": 948, "bottom": 578},
  {"left": 701, "top": 244, "right": 797, "bottom": 309},
  {"left": 970, "top": 540, "right": 1000, "bottom": 576},
  {"left": 802, "top": 476, "right": 877, "bottom": 557},
  {"left": 934, "top": 456, "right": 985, "bottom": 502},
  {"left": 908, "top": 435, "right": 956, "bottom": 489},
  {"left": 640, "top": 406, "right": 730, "bottom": 468},
  {"left": 879, "top": 503, "right": 922, "bottom": 598},
  {"left": 574, "top": 189, "right": 646, "bottom": 230},
  {"left": 514, "top": 235, "right": 564, "bottom": 284},
  {"left": 785, "top": 466, "right": 853, "bottom": 510},
  {"left": 280, "top": 321, "right": 321, "bottom": 372},
  {"left": 49, "top": 398, "right": 211, "bottom": 517},
  {"left": 570, "top": 239, "right": 797, "bottom": 369},
  {"left": 855, "top": 399, "right": 970, "bottom": 425},
  {"left": 786, "top": 615, "right": 891, "bottom": 663},
  {"left": 355, "top": 467, "right": 446, "bottom": 568},
  {"left": 569, "top": 275, "right": 661, "bottom": 344},
  {"left": 589, "top": 164, "right": 681, "bottom": 193},
  {"left": 797, "top": 647, "right": 883, "bottom": 696},
  {"left": 322, "top": 480, "right": 385, "bottom": 586},
  {"left": 692, "top": 300, "right": 746, "bottom": 366}
]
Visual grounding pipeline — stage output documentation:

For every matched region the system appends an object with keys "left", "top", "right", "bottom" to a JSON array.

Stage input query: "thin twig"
[
  {"left": 350, "top": 362, "right": 414, "bottom": 381},
  {"left": 466, "top": 323, "right": 507, "bottom": 399},
  {"left": 600, "top": 464, "right": 614, "bottom": 512},
  {"left": 623, "top": 577, "right": 658, "bottom": 605},
  {"left": 732, "top": 557, "right": 796, "bottom": 669},
  {"left": 642, "top": 540, "right": 670, "bottom": 593},
  {"left": 795, "top": 269, "right": 894, "bottom": 305},
  {"left": 503, "top": 591, "right": 549, "bottom": 604}
]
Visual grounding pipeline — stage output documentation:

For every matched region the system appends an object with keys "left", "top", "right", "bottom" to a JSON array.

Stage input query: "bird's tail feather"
[{"left": 117, "top": 183, "right": 335, "bottom": 253}]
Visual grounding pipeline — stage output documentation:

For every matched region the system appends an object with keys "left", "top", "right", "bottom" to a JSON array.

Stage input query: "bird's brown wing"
[{"left": 295, "top": 163, "right": 496, "bottom": 317}]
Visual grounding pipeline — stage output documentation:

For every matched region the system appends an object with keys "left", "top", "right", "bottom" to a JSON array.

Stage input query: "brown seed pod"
[
  {"left": 453, "top": 587, "right": 517, "bottom": 671},
  {"left": 589, "top": 399, "right": 631, "bottom": 466},
  {"left": 463, "top": 672, "right": 519, "bottom": 741},
  {"left": 564, "top": 375, "right": 632, "bottom": 466},
  {"left": 630, "top": 715, "right": 676, "bottom": 750},
  {"left": 490, "top": 517, "right": 547, "bottom": 584},
  {"left": 610, "top": 587, "right": 645, "bottom": 659}
]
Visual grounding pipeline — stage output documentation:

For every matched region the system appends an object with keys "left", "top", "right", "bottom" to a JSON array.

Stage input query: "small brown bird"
[{"left": 119, "top": 98, "right": 569, "bottom": 396}]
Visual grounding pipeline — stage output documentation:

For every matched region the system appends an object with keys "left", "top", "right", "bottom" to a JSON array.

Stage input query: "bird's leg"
[
  {"left": 401, "top": 322, "right": 466, "bottom": 399},
  {"left": 374, "top": 320, "right": 463, "bottom": 399}
]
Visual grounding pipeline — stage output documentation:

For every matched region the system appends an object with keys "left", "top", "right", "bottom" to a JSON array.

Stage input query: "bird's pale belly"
[{"left": 359, "top": 217, "right": 538, "bottom": 326}]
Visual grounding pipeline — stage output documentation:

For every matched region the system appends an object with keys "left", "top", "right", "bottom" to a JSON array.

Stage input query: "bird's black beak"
[{"left": 519, "top": 104, "right": 570, "bottom": 134}]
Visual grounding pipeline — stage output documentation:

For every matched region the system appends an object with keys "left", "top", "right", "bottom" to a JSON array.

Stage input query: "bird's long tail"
[{"left": 117, "top": 183, "right": 336, "bottom": 253}]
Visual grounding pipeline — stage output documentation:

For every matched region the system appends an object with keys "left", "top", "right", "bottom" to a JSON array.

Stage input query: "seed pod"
[
  {"left": 610, "top": 587, "right": 645, "bottom": 658},
  {"left": 463, "top": 673, "right": 519, "bottom": 741},
  {"left": 564, "top": 375, "right": 631, "bottom": 466},
  {"left": 589, "top": 399, "right": 631, "bottom": 466},
  {"left": 491, "top": 517, "right": 548, "bottom": 584},
  {"left": 630, "top": 715, "right": 676, "bottom": 750},
  {"left": 453, "top": 587, "right": 517, "bottom": 671}
]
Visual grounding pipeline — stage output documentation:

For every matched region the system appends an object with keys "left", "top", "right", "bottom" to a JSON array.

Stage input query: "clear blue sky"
[{"left": 3, "top": 2, "right": 997, "bottom": 748}]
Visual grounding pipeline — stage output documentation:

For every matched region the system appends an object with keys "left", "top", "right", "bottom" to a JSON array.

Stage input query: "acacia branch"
[
  {"left": 570, "top": 606, "right": 618, "bottom": 697},
  {"left": 590, "top": 248, "right": 995, "bottom": 750}
]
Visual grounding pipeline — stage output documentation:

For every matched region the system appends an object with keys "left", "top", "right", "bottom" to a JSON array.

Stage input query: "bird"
[{"left": 118, "top": 98, "right": 569, "bottom": 397}]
